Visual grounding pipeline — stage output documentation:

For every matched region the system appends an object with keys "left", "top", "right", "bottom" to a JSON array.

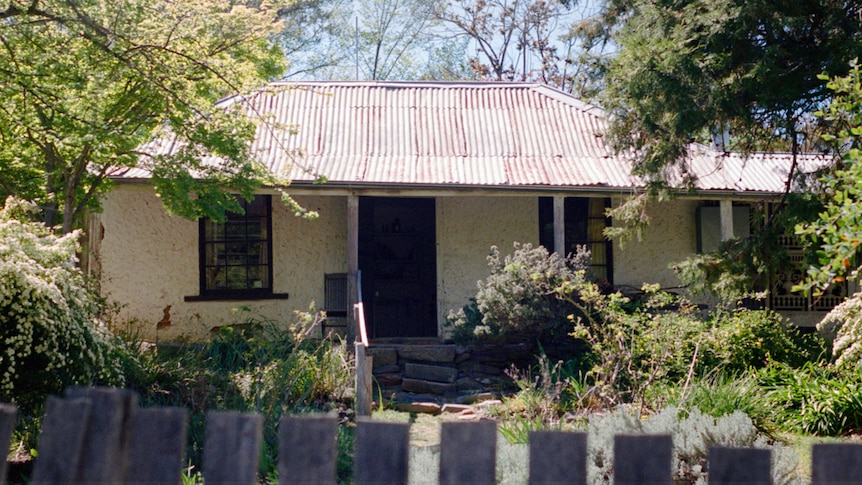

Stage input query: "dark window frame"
[
  {"left": 185, "top": 195, "right": 289, "bottom": 302},
  {"left": 539, "top": 197, "right": 613, "bottom": 286}
]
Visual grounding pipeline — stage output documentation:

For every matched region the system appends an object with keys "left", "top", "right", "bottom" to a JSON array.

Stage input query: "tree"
[
  {"left": 355, "top": 0, "right": 443, "bottom": 80},
  {"left": 798, "top": 62, "right": 862, "bottom": 294},
  {"left": 0, "top": 0, "right": 287, "bottom": 234},
  {"left": 600, "top": 0, "right": 862, "bottom": 190},
  {"left": 436, "top": 0, "right": 583, "bottom": 87},
  {"left": 277, "top": 0, "right": 355, "bottom": 79},
  {"left": 589, "top": 0, "right": 862, "bottom": 299}
]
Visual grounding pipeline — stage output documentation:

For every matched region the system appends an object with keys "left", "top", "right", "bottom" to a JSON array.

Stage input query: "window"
[
  {"left": 539, "top": 197, "right": 613, "bottom": 285},
  {"left": 194, "top": 195, "right": 279, "bottom": 300}
]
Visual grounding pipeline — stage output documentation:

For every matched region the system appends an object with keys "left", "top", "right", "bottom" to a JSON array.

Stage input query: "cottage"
[{"left": 91, "top": 81, "right": 839, "bottom": 341}]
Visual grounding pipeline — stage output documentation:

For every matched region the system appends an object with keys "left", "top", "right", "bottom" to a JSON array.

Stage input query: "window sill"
[{"left": 184, "top": 292, "right": 290, "bottom": 302}]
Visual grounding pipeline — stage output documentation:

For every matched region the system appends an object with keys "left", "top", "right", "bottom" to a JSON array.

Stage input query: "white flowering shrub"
[
  {"left": 0, "top": 197, "right": 124, "bottom": 412},
  {"left": 818, "top": 291, "right": 862, "bottom": 368}
]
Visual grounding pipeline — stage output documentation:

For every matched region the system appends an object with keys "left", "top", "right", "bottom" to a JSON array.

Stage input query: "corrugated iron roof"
[{"left": 118, "top": 81, "right": 830, "bottom": 195}]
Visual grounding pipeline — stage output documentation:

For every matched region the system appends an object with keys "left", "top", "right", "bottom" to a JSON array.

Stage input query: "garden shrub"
[
  {"left": 818, "top": 290, "right": 862, "bottom": 368},
  {"left": 0, "top": 197, "right": 124, "bottom": 413},
  {"left": 564, "top": 282, "right": 710, "bottom": 406},
  {"left": 706, "top": 308, "right": 824, "bottom": 373},
  {"left": 445, "top": 242, "right": 590, "bottom": 345},
  {"left": 584, "top": 406, "right": 801, "bottom": 485},
  {"left": 756, "top": 362, "right": 862, "bottom": 436},
  {"left": 123, "top": 307, "right": 352, "bottom": 479}
]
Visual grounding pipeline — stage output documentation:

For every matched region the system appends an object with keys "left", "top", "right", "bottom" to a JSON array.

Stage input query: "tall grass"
[{"left": 121, "top": 309, "right": 354, "bottom": 481}]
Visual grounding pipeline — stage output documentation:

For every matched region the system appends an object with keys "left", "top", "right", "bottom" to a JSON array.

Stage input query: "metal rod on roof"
[{"left": 355, "top": 16, "right": 359, "bottom": 80}]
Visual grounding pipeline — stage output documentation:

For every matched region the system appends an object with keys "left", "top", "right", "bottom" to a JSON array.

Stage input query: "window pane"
[
  {"left": 200, "top": 195, "right": 272, "bottom": 294},
  {"left": 246, "top": 196, "right": 267, "bottom": 216},
  {"left": 225, "top": 221, "right": 246, "bottom": 240}
]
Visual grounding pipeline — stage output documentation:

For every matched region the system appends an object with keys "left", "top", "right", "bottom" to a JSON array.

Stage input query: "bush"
[
  {"left": 818, "top": 290, "right": 862, "bottom": 368},
  {"left": 706, "top": 308, "right": 824, "bottom": 373},
  {"left": 584, "top": 406, "right": 801, "bottom": 485},
  {"left": 0, "top": 197, "right": 124, "bottom": 413},
  {"left": 562, "top": 281, "right": 823, "bottom": 408},
  {"left": 756, "top": 362, "right": 862, "bottom": 436},
  {"left": 565, "top": 282, "right": 710, "bottom": 406},
  {"left": 123, "top": 307, "right": 353, "bottom": 479},
  {"left": 445, "top": 242, "right": 590, "bottom": 345}
]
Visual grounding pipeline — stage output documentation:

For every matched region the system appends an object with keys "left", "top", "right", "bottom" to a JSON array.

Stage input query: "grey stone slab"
[
  {"left": 458, "top": 361, "right": 504, "bottom": 376},
  {"left": 397, "top": 345, "right": 456, "bottom": 363},
  {"left": 404, "top": 363, "right": 458, "bottom": 383},
  {"left": 401, "top": 377, "right": 456, "bottom": 395},
  {"left": 372, "top": 364, "right": 401, "bottom": 374},
  {"left": 367, "top": 347, "right": 398, "bottom": 368},
  {"left": 395, "top": 402, "right": 442, "bottom": 414}
]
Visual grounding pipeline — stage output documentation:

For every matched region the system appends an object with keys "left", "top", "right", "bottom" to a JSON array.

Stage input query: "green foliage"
[
  {"left": 490, "top": 355, "right": 569, "bottom": 441},
  {"left": 757, "top": 362, "right": 862, "bottom": 436},
  {"left": 674, "top": 197, "right": 825, "bottom": 303},
  {"left": 565, "top": 283, "right": 707, "bottom": 406},
  {"left": 602, "top": 0, "right": 862, "bottom": 188},
  {"left": 798, "top": 61, "right": 862, "bottom": 294},
  {"left": 819, "top": 290, "right": 862, "bottom": 368},
  {"left": 669, "top": 373, "right": 776, "bottom": 436},
  {"left": 708, "top": 308, "right": 825, "bottom": 373},
  {"left": 563, "top": 279, "right": 823, "bottom": 408},
  {"left": 445, "top": 242, "right": 590, "bottom": 345},
  {"left": 122, "top": 308, "right": 352, "bottom": 479},
  {"left": 0, "top": 0, "right": 288, "bottom": 232},
  {"left": 0, "top": 197, "right": 125, "bottom": 414}
]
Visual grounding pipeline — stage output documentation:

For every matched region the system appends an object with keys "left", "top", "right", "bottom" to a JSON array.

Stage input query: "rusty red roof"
[{"left": 117, "top": 81, "right": 829, "bottom": 195}]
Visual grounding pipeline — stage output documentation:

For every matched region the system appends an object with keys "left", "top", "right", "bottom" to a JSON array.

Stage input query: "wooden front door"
[{"left": 358, "top": 197, "right": 437, "bottom": 338}]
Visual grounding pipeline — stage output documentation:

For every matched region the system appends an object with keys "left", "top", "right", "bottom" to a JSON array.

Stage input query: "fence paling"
[
  {"left": 353, "top": 419, "right": 410, "bottom": 485},
  {"left": 812, "top": 442, "right": 862, "bottom": 484},
  {"left": 204, "top": 411, "right": 263, "bottom": 485},
  {"left": 439, "top": 419, "right": 497, "bottom": 485},
  {"left": 0, "top": 403, "right": 17, "bottom": 483},
  {"left": 528, "top": 430, "right": 587, "bottom": 485},
  {"left": 125, "top": 407, "right": 188, "bottom": 485},
  {"left": 65, "top": 386, "right": 138, "bottom": 483},
  {"left": 613, "top": 434, "right": 672, "bottom": 485},
  {"left": 708, "top": 447, "right": 771, "bottom": 485},
  {"left": 278, "top": 414, "right": 338, "bottom": 485},
  {"left": 30, "top": 396, "right": 93, "bottom": 484},
  {"left": 14, "top": 386, "right": 862, "bottom": 485}
]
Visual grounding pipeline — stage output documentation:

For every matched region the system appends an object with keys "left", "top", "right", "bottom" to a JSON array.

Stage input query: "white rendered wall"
[
  {"left": 98, "top": 185, "right": 347, "bottom": 341},
  {"left": 611, "top": 197, "right": 700, "bottom": 293},
  {"left": 436, "top": 196, "right": 539, "bottom": 334}
]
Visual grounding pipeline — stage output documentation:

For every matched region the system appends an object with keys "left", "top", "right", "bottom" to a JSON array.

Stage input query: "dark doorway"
[{"left": 359, "top": 197, "right": 437, "bottom": 338}]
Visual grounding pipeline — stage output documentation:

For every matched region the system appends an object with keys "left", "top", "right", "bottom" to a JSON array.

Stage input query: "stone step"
[
  {"left": 403, "top": 363, "right": 458, "bottom": 383},
  {"left": 401, "top": 378, "right": 456, "bottom": 395}
]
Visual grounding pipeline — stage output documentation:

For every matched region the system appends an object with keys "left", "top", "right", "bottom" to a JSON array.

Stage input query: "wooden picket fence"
[{"left": 3, "top": 387, "right": 862, "bottom": 484}]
